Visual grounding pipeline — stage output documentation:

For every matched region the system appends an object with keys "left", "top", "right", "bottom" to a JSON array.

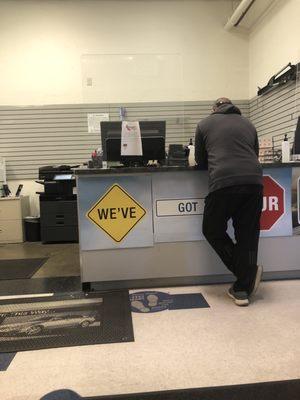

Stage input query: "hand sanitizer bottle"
[
  {"left": 188, "top": 138, "right": 195, "bottom": 166},
  {"left": 281, "top": 134, "right": 290, "bottom": 163}
]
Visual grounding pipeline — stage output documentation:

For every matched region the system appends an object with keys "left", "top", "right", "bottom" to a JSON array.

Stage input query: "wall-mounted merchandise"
[
  {"left": 251, "top": 80, "right": 299, "bottom": 147},
  {"left": 257, "top": 62, "right": 298, "bottom": 96}
]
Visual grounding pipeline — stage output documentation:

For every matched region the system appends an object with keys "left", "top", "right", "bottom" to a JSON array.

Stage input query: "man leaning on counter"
[{"left": 195, "top": 97, "right": 263, "bottom": 307}]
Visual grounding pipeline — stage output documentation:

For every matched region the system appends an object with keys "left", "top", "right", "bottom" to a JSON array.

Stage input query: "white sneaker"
[
  {"left": 249, "top": 265, "right": 263, "bottom": 296},
  {"left": 227, "top": 286, "right": 249, "bottom": 306}
]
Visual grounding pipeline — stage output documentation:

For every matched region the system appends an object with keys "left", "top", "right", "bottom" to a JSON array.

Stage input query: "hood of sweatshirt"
[{"left": 212, "top": 103, "right": 241, "bottom": 115}]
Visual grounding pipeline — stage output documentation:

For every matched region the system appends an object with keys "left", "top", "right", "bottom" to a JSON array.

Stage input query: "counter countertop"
[{"left": 75, "top": 162, "right": 300, "bottom": 176}]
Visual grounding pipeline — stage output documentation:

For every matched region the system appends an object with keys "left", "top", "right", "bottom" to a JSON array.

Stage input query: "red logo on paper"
[{"left": 260, "top": 175, "right": 285, "bottom": 231}]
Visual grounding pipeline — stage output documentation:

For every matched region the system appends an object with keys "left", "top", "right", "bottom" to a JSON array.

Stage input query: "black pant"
[{"left": 202, "top": 185, "right": 263, "bottom": 293}]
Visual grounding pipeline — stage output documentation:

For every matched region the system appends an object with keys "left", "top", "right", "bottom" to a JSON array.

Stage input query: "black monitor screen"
[{"left": 100, "top": 121, "right": 166, "bottom": 165}]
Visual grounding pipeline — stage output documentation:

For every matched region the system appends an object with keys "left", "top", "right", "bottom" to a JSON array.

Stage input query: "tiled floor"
[{"left": 0, "top": 280, "right": 300, "bottom": 400}]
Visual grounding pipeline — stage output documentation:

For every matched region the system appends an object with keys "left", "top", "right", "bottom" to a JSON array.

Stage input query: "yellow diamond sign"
[{"left": 86, "top": 184, "right": 146, "bottom": 242}]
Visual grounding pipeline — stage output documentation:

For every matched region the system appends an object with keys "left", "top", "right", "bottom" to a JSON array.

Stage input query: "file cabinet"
[
  {"left": 40, "top": 199, "right": 78, "bottom": 243},
  {"left": 0, "top": 196, "right": 30, "bottom": 243}
]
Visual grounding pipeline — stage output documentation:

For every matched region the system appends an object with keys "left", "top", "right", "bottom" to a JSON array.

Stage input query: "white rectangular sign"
[
  {"left": 0, "top": 157, "right": 6, "bottom": 183},
  {"left": 156, "top": 199, "right": 205, "bottom": 217},
  {"left": 87, "top": 113, "right": 109, "bottom": 133},
  {"left": 121, "top": 121, "right": 143, "bottom": 156}
]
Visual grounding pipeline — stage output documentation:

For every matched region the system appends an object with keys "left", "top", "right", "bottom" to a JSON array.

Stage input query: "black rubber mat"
[
  {"left": 39, "top": 380, "right": 300, "bottom": 400},
  {"left": 0, "top": 258, "right": 48, "bottom": 280},
  {"left": 0, "top": 291, "right": 134, "bottom": 353},
  {"left": 0, "top": 276, "right": 81, "bottom": 296}
]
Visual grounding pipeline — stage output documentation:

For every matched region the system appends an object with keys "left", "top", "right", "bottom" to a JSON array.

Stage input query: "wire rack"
[{"left": 259, "top": 133, "right": 294, "bottom": 163}]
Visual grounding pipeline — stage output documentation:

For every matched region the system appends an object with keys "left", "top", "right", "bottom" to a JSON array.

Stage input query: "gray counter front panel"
[
  {"left": 77, "top": 175, "right": 153, "bottom": 251},
  {"left": 80, "top": 241, "right": 226, "bottom": 282},
  {"left": 77, "top": 168, "right": 300, "bottom": 287},
  {"left": 80, "top": 236, "right": 300, "bottom": 283},
  {"left": 152, "top": 171, "right": 208, "bottom": 243}
]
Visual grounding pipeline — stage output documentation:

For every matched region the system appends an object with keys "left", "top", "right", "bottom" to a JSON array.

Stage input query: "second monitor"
[{"left": 100, "top": 120, "right": 166, "bottom": 166}]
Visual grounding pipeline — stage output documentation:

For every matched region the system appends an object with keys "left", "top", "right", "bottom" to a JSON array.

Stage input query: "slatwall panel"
[
  {"left": 0, "top": 100, "right": 249, "bottom": 180},
  {"left": 250, "top": 81, "right": 300, "bottom": 149}
]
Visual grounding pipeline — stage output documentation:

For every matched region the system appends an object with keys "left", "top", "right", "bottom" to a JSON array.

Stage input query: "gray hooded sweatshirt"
[{"left": 195, "top": 103, "right": 263, "bottom": 193}]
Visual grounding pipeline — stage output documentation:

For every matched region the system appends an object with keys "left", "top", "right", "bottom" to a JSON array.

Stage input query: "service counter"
[{"left": 75, "top": 164, "right": 300, "bottom": 290}]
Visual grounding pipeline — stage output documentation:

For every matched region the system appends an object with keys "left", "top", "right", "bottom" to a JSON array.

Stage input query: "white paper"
[
  {"left": 0, "top": 157, "right": 6, "bottom": 183},
  {"left": 121, "top": 121, "right": 143, "bottom": 156},
  {"left": 87, "top": 113, "right": 109, "bottom": 133}
]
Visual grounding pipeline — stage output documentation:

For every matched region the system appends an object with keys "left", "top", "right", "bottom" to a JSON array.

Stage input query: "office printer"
[
  {"left": 36, "top": 165, "right": 79, "bottom": 243},
  {"left": 37, "top": 165, "right": 77, "bottom": 198}
]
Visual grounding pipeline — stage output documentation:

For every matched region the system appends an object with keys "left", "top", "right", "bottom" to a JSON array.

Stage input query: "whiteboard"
[{"left": 81, "top": 54, "right": 183, "bottom": 103}]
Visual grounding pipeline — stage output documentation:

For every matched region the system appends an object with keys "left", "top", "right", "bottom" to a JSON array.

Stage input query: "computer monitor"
[{"left": 100, "top": 121, "right": 166, "bottom": 166}]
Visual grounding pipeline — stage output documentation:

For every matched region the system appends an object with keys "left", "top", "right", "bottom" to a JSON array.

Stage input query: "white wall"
[
  {"left": 249, "top": 0, "right": 300, "bottom": 98},
  {"left": 0, "top": 0, "right": 249, "bottom": 105},
  {"left": 0, "top": 0, "right": 251, "bottom": 216}
]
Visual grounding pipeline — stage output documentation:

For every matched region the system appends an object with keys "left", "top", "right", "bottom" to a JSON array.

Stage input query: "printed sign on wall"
[{"left": 87, "top": 113, "right": 109, "bottom": 133}]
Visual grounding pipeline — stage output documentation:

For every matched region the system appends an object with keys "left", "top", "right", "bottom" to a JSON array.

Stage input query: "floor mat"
[
  {"left": 0, "top": 291, "right": 134, "bottom": 353},
  {"left": 0, "top": 276, "right": 81, "bottom": 296},
  {"left": 0, "top": 258, "right": 48, "bottom": 280},
  {"left": 130, "top": 291, "right": 209, "bottom": 313},
  {"left": 0, "top": 352, "right": 16, "bottom": 371}
]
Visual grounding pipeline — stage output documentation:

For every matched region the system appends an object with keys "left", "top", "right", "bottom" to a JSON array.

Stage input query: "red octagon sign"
[{"left": 260, "top": 175, "right": 285, "bottom": 231}]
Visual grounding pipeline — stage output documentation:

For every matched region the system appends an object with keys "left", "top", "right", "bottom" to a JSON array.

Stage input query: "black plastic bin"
[{"left": 24, "top": 217, "right": 41, "bottom": 242}]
